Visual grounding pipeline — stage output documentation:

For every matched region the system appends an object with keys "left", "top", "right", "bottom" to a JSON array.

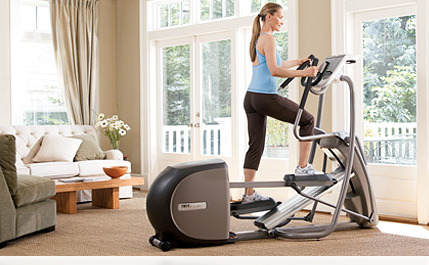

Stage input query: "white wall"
[{"left": 0, "top": 0, "right": 11, "bottom": 125}]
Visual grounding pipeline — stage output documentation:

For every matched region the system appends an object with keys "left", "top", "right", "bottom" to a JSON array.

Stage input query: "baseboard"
[{"left": 379, "top": 214, "right": 419, "bottom": 225}]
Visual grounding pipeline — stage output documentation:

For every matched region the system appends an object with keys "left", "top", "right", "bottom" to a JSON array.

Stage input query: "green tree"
[
  {"left": 363, "top": 15, "right": 416, "bottom": 123},
  {"left": 163, "top": 45, "right": 191, "bottom": 126},
  {"left": 364, "top": 66, "right": 416, "bottom": 123}
]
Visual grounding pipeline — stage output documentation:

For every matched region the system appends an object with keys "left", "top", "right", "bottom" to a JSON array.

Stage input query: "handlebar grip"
[
  {"left": 299, "top": 57, "right": 319, "bottom": 109},
  {"left": 312, "top": 58, "right": 319, "bottom": 66},
  {"left": 279, "top": 54, "right": 314, "bottom": 90},
  {"left": 301, "top": 58, "right": 320, "bottom": 87}
]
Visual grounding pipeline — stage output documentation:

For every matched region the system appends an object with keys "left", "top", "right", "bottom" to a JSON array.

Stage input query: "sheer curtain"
[{"left": 50, "top": 0, "right": 99, "bottom": 125}]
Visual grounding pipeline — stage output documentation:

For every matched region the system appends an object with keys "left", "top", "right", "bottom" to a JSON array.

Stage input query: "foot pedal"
[
  {"left": 284, "top": 174, "right": 337, "bottom": 187},
  {"left": 230, "top": 198, "right": 277, "bottom": 216}
]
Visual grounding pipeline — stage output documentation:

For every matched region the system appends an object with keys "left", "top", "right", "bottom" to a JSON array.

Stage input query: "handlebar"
[
  {"left": 278, "top": 54, "right": 326, "bottom": 91},
  {"left": 278, "top": 54, "right": 314, "bottom": 91}
]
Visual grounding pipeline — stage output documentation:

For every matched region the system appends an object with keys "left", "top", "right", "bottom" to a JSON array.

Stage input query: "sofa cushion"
[
  {"left": 69, "top": 134, "right": 106, "bottom": 161},
  {"left": 33, "top": 135, "right": 82, "bottom": 162},
  {"left": 26, "top": 162, "right": 79, "bottom": 178},
  {"left": 77, "top": 160, "right": 131, "bottom": 177},
  {"left": 12, "top": 175, "right": 56, "bottom": 207},
  {"left": 0, "top": 134, "right": 18, "bottom": 195},
  {"left": 17, "top": 166, "right": 31, "bottom": 175},
  {"left": 22, "top": 136, "right": 44, "bottom": 165}
]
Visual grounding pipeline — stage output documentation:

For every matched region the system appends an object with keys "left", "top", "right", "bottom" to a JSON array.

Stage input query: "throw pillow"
[
  {"left": 69, "top": 134, "right": 106, "bottom": 161},
  {"left": 0, "top": 134, "right": 18, "bottom": 195},
  {"left": 22, "top": 136, "right": 44, "bottom": 165},
  {"left": 32, "top": 135, "right": 83, "bottom": 163}
]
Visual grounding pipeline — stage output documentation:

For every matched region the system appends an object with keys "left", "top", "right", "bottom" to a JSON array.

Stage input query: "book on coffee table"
[{"left": 58, "top": 177, "right": 109, "bottom": 183}]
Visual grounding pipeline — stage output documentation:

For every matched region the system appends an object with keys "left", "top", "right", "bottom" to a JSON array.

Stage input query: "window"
[
  {"left": 147, "top": 0, "right": 297, "bottom": 188},
  {"left": 157, "top": 0, "right": 190, "bottom": 28},
  {"left": 362, "top": 15, "right": 416, "bottom": 165},
  {"left": 264, "top": 31, "right": 289, "bottom": 158},
  {"left": 249, "top": 0, "right": 288, "bottom": 14},
  {"left": 199, "top": 0, "right": 235, "bottom": 21},
  {"left": 200, "top": 39, "right": 232, "bottom": 156},
  {"left": 162, "top": 44, "right": 191, "bottom": 154},
  {"left": 11, "top": 0, "right": 69, "bottom": 125},
  {"left": 150, "top": 0, "right": 289, "bottom": 30}
]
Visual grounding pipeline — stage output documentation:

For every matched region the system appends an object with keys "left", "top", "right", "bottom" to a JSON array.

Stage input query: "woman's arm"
[
  {"left": 281, "top": 58, "right": 309, "bottom": 69},
  {"left": 261, "top": 35, "right": 317, "bottom": 78}
]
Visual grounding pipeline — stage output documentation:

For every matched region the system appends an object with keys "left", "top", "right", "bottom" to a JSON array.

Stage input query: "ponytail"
[
  {"left": 249, "top": 3, "right": 283, "bottom": 62},
  {"left": 249, "top": 16, "right": 261, "bottom": 63}
]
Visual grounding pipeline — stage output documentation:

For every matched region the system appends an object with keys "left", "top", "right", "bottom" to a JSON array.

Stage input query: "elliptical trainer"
[{"left": 146, "top": 54, "right": 378, "bottom": 251}]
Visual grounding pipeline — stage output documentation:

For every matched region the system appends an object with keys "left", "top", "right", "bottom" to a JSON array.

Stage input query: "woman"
[{"left": 243, "top": 3, "right": 323, "bottom": 203}]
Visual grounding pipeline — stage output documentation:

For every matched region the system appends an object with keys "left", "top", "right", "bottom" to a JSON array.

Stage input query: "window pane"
[
  {"left": 251, "top": 0, "right": 262, "bottom": 13},
  {"left": 13, "top": 42, "right": 68, "bottom": 125},
  {"left": 201, "top": 40, "right": 231, "bottom": 156},
  {"left": 171, "top": 3, "right": 180, "bottom": 26},
  {"left": 264, "top": 31, "right": 289, "bottom": 159},
  {"left": 278, "top": 0, "right": 288, "bottom": 9},
  {"left": 159, "top": 5, "right": 169, "bottom": 28},
  {"left": 362, "top": 15, "right": 416, "bottom": 165},
  {"left": 12, "top": 1, "right": 68, "bottom": 125},
  {"left": 200, "top": 0, "right": 210, "bottom": 21},
  {"left": 212, "top": 0, "right": 223, "bottom": 19},
  {"left": 182, "top": 1, "right": 190, "bottom": 25},
  {"left": 250, "top": 0, "right": 287, "bottom": 14},
  {"left": 20, "top": 4, "right": 36, "bottom": 31},
  {"left": 226, "top": 0, "right": 234, "bottom": 17},
  {"left": 36, "top": 5, "right": 51, "bottom": 32},
  {"left": 162, "top": 45, "right": 191, "bottom": 154}
]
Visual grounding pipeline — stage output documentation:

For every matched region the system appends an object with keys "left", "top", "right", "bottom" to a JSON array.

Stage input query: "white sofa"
[{"left": 0, "top": 125, "right": 133, "bottom": 202}]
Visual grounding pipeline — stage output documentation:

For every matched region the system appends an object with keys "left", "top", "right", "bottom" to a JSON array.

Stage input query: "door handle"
[{"left": 187, "top": 123, "right": 200, "bottom": 128}]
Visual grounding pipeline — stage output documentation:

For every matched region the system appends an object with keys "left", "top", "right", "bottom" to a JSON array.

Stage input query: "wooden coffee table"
[{"left": 52, "top": 177, "right": 144, "bottom": 214}]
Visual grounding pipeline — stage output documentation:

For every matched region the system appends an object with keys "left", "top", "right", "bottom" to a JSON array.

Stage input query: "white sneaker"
[
  {"left": 242, "top": 191, "right": 270, "bottom": 204},
  {"left": 295, "top": 164, "right": 324, "bottom": 176}
]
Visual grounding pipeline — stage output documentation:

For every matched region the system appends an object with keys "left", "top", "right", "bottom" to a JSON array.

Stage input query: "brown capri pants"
[{"left": 243, "top": 91, "right": 315, "bottom": 170}]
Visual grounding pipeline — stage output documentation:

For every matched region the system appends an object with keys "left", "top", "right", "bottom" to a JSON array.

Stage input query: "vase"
[{"left": 111, "top": 140, "right": 120, "bottom": 150}]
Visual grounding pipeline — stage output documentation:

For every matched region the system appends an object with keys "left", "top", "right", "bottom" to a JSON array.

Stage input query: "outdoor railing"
[
  {"left": 364, "top": 122, "right": 417, "bottom": 165},
  {"left": 163, "top": 118, "right": 231, "bottom": 156},
  {"left": 163, "top": 121, "right": 417, "bottom": 164}
]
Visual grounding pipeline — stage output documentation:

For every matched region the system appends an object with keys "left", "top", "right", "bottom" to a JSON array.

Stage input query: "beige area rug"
[{"left": 1, "top": 190, "right": 429, "bottom": 256}]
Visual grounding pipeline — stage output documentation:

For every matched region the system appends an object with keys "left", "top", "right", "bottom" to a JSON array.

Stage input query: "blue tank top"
[{"left": 248, "top": 33, "right": 282, "bottom": 94}]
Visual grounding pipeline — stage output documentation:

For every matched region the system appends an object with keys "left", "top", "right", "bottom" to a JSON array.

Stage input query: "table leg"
[
  {"left": 52, "top": 192, "right": 77, "bottom": 214},
  {"left": 92, "top": 187, "right": 119, "bottom": 209}
]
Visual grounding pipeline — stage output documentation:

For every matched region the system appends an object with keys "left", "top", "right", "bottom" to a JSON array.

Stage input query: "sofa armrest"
[
  {"left": 0, "top": 170, "right": 17, "bottom": 243},
  {"left": 104, "top": 150, "right": 124, "bottom": 160}
]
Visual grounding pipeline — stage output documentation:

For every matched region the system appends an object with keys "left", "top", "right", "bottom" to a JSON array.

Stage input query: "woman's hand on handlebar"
[
  {"left": 298, "top": 58, "right": 311, "bottom": 65},
  {"left": 304, "top": 66, "right": 319, "bottom": 77}
]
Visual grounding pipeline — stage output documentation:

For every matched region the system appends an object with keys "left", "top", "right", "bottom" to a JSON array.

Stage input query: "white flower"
[
  {"left": 119, "top": 129, "right": 126, "bottom": 136},
  {"left": 98, "top": 113, "right": 105, "bottom": 121},
  {"left": 124, "top": 124, "right": 131, "bottom": 131},
  {"left": 101, "top": 120, "right": 108, "bottom": 128},
  {"left": 112, "top": 115, "right": 118, "bottom": 121}
]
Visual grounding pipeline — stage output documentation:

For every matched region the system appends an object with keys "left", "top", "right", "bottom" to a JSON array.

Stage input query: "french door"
[
  {"left": 352, "top": 5, "right": 418, "bottom": 219},
  {"left": 157, "top": 32, "right": 236, "bottom": 176}
]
